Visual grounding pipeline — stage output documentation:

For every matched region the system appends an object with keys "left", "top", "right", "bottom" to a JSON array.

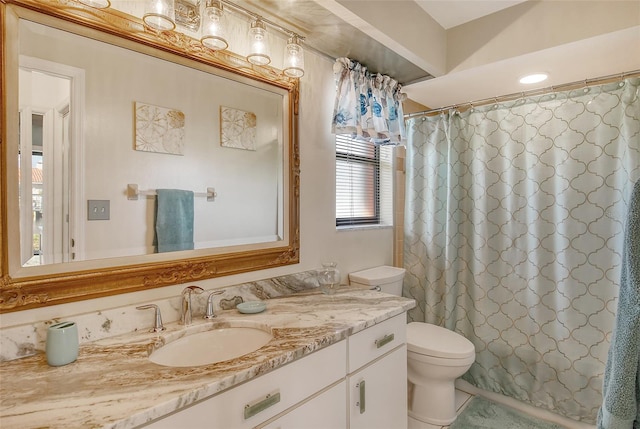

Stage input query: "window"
[{"left": 336, "top": 135, "right": 393, "bottom": 227}]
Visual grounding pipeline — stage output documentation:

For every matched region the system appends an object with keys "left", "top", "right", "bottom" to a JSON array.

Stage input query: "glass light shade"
[
  {"left": 143, "top": 0, "right": 176, "bottom": 31},
  {"left": 283, "top": 36, "right": 304, "bottom": 78},
  {"left": 247, "top": 20, "right": 271, "bottom": 66},
  {"left": 201, "top": 0, "right": 228, "bottom": 50},
  {"left": 78, "top": 0, "right": 111, "bottom": 8}
]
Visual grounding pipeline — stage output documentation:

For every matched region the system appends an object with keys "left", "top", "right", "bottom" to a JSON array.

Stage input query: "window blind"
[{"left": 336, "top": 135, "right": 380, "bottom": 226}]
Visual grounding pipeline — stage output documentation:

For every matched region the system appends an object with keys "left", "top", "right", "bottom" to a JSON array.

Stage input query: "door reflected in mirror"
[{"left": 19, "top": 67, "right": 73, "bottom": 267}]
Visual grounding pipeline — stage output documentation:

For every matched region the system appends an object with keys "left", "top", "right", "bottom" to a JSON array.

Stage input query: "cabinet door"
[
  {"left": 348, "top": 345, "right": 407, "bottom": 429},
  {"left": 258, "top": 381, "right": 347, "bottom": 429}
]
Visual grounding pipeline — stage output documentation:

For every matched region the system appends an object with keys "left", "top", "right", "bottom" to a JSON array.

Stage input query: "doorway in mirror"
[{"left": 19, "top": 57, "right": 84, "bottom": 267}]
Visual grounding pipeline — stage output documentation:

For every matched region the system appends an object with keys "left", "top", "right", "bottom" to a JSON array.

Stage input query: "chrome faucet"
[
  {"left": 204, "top": 290, "right": 224, "bottom": 319},
  {"left": 136, "top": 304, "right": 165, "bottom": 332},
  {"left": 181, "top": 285, "right": 204, "bottom": 325}
]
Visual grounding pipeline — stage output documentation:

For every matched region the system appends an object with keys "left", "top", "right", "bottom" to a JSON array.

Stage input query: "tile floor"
[
  {"left": 408, "top": 389, "right": 474, "bottom": 429},
  {"left": 408, "top": 387, "right": 596, "bottom": 429}
]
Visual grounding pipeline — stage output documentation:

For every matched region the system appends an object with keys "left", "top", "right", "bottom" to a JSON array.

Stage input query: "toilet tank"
[{"left": 349, "top": 266, "right": 406, "bottom": 296}]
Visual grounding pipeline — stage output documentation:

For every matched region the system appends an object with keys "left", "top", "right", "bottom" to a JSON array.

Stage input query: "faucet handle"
[
  {"left": 136, "top": 304, "right": 165, "bottom": 332},
  {"left": 182, "top": 285, "right": 204, "bottom": 296},
  {"left": 180, "top": 286, "right": 204, "bottom": 325},
  {"left": 204, "top": 290, "right": 224, "bottom": 319}
]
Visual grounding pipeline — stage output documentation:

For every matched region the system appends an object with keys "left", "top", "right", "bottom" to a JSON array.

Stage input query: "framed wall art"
[
  {"left": 135, "top": 102, "right": 185, "bottom": 155},
  {"left": 220, "top": 106, "right": 256, "bottom": 151}
]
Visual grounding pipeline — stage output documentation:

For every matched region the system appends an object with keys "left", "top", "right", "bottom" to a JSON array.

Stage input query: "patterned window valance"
[{"left": 331, "top": 57, "right": 406, "bottom": 145}]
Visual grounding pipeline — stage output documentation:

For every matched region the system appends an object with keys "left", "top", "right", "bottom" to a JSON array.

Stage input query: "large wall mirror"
[{"left": 0, "top": 0, "right": 300, "bottom": 312}]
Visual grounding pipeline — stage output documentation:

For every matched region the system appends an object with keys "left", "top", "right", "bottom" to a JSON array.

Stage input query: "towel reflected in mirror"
[{"left": 154, "top": 189, "right": 195, "bottom": 253}]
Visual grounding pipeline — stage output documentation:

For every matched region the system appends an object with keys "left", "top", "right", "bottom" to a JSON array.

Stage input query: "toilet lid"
[{"left": 407, "top": 322, "right": 475, "bottom": 359}]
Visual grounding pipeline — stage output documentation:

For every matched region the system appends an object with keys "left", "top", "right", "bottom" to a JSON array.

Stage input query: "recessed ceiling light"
[{"left": 519, "top": 73, "right": 548, "bottom": 85}]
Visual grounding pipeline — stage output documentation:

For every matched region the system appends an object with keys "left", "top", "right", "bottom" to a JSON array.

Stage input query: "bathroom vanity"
[{"left": 0, "top": 288, "right": 414, "bottom": 428}]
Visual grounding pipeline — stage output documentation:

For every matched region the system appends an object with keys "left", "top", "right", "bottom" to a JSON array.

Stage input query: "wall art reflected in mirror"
[{"left": 0, "top": 0, "right": 300, "bottom": 312}]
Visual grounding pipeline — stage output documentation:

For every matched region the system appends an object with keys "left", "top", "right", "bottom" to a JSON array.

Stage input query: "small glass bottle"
[{"left": 318, "top": 262, "right": 340, "bottom": 295}]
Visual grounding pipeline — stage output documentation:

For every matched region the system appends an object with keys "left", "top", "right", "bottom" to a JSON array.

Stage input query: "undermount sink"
[{"left": 150, "top": 327, "right": 273, "bottom": 367}]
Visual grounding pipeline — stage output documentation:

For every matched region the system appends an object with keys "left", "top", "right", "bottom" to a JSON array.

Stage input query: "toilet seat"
[{"left": 407, "top": 322, "right": 475, "bottom": 359}]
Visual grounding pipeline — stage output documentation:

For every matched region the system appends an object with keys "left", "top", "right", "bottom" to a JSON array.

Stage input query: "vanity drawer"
[
  {"left": 144, "top": 340, "right": 346, "bottom": 429},
  {"left": 348, "top": 313, "right": 406, "bottom": 372}
]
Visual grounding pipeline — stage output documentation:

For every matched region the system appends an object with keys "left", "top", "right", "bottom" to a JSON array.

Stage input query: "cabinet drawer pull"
[
  {"left": 375, "top": 333, "right": 394, "bottom": 349},
  {"left": 244, "top": 390, "right": 281, "bottom": 420},
  {"left": 356, "top": 380, "right": 366, "bottom": 414}
]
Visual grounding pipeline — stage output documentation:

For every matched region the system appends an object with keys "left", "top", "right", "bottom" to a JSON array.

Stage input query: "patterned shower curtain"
[{"left": 404, "top": 78, "right": 640, "bottom": 423}]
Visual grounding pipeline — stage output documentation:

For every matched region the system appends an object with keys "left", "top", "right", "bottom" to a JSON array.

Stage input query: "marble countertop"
[{"left": 0, "top": 288, "right": 415, "bottom": 429}]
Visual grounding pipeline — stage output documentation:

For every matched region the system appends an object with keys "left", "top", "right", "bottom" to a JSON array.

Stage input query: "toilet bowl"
[
  {"left": 349, "top": 266, "right": 476, "bottom": 426},
  {"left": 407, "top": 322, "right": 475, "bottom": 425}
]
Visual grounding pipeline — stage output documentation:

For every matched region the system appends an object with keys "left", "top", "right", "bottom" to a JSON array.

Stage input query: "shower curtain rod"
[{"left": 404, "top": 69, "right": 640, "bottom": 119}]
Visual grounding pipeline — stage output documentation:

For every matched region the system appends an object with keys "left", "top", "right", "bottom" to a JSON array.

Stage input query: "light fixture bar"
[
  {"left": 138, "top": 0, "right": 306, "bottom": 76},
  {"left": 217, "top": 0, "right": 305, "bottom": 42}
]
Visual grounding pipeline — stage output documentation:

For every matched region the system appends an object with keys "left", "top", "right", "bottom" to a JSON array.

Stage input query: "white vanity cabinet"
[
  {"left": 143, "top": 340, "right": 347, "bottom": 429},
  {"left": 347, "top": 313, "right": 408, "bottom": 429},
  {"left": 142, "top": 312, "right": 408, "bottom": 429}
]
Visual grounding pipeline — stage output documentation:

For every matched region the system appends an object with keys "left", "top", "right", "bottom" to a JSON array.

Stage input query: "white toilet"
[{"left": 349, "top": 266, "right": 476, "bottom": 426}]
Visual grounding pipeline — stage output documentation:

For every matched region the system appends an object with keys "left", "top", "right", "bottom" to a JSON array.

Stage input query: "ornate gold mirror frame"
[{"left": 0, "top": 0, "right": 300, "bottom": 312}]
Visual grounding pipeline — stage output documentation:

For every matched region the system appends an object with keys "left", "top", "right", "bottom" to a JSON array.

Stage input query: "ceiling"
[
  {"left": 250, "top": 0, "right": 640, "bottom": 111},
  {"left": 414, "top": 0, "right": 527, "bottom": 29},
  {"left": 237, "top": 0, "right": 431, "bottom": 84},
  {"left": 109, "top": 0, "right": 640, "bottom": 111}
]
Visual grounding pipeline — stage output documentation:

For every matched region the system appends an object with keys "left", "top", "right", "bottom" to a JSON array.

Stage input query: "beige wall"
[
  {"left": 393, "top": 146, "right": 406, "bottom": 268},
  {"left": 337, "top": 0, "right": 447, "bottom": 76}
]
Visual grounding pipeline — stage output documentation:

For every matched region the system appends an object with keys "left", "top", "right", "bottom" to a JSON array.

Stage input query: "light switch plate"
[{"left": 88, "top": 200, "right": 110, "bottom": 220}]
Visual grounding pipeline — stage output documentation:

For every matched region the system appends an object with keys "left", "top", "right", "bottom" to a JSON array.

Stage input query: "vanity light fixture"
[
  {"left": 247, "top": 19, "right": 271, "bottom": 66},
  {"left": 140, "top": 0, "right": 306, "bottom": 77},
  {"left": 143, "top": 0, "right": 176, "bottom": 31},
  {"left": 519, "top": 73, "right": 548, "bottom": 85},
  {"left": 201, "top": 0, "right": 229, "bottom": 51},
  {"left": 283, "top": 35, "right": 305, "bottom": 78}
]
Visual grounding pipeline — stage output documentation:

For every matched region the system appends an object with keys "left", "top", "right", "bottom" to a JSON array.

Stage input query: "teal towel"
[
  {"left": 154, "top": 189, "right": 194, "bottom": 253},
  {"left": 598, "top": 179, "right": 640, "bottom": 429}
]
